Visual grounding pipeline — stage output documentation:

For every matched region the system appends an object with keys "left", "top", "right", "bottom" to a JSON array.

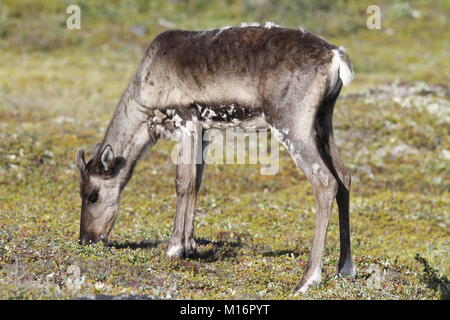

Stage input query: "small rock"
[
  {"left": 389, "top": 143, "right": 418, "bottom": 159},
  {"left": 366, "top": 264, "right": 382, "bottom": 289},
  {"left": 384, "top": 270, "right": 404, "bottom": 282},
  {"left": 158, "top": 18, "right": 175, "bottom": 29},
  {"left": 130, "top": 25, "right": 147, "bottom": 36}
]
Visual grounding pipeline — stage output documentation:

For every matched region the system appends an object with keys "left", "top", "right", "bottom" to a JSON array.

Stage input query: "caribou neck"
[{"left": 100, "top": 82, "right": 155, "bottom": 180}]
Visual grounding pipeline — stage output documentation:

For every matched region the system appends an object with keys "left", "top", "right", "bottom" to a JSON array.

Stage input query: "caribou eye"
[{"left": 87, "top": 190, "right": 99, "bottom": 204}]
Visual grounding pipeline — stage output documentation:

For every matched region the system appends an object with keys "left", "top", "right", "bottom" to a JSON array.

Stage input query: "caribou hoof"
[
  {"left": 166, "top": 239, "right": 197, "bottom": 258},
  {"left": 166, "top": 243, "right": 185, "bottom": 258},
  {"left": 184, "top": 238, "right": 197, "bottom": 258},
  {"left": 294, "top": 270, "right": 322, "bottom": 294},
  {"left": 338, "top": 261, "right": 357, "bottom": 278}
]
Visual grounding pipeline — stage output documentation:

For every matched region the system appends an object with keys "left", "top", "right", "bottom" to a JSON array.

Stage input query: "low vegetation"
[{"left": 0, "top": 0, "right": 448, "bottom": 299}]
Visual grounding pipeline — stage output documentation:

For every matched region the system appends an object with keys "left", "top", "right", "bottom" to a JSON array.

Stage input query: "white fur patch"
[
  {"left": 166, "top": 244, "right": 184, "bottom": 257},
  {"left": 331, "top": 49, "right": 354, "bottom": 87},
  {"left": 239, "top": 22, "right": 260, "bottom": 27},
  {"left": 152, "top": 105, "right": 269, "bottom": 139},
  {"left": 297, "top": 269, "right": 322, "bottom": 293},
  {"left": 264, "top": 21, "right": 281, "bottom": 29},
  {"left": 312, "top": 163, "right": 321, "bottom": 175},
  {"left": 212, "top": 26, "right": 232, "bottom": 39},
  {"left": 270, "top": 125, "right": 300, "bottom": 163}
]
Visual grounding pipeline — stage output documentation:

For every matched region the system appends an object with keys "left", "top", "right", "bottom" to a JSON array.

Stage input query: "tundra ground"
[{"left": 0, "top": 0, "right": 448, "bottom": 299}]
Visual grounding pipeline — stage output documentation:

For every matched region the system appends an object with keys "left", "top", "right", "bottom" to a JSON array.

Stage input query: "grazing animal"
[{"left": 76, "top": 23, "right": 355, "bottom": 293}]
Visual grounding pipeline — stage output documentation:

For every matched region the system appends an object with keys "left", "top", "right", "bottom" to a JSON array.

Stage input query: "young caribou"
[{"left": 75, "top": 23, "right": 356, "bottom": 293}]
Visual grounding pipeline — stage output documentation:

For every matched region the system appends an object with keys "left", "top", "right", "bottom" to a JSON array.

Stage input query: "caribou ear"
[
  {"left": 100, "top": 145, "right": 115, "bottom": 172},
  {"left": 76, "top": 149, "right": 86, "bottom": 172},
  {"left": 92, "top": 143, "right": 101, "bottom": 156}
]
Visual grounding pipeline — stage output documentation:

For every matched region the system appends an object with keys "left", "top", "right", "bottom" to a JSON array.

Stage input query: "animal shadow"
[
  {"left": 107, "top": 236, "right": 247, "bottom": 262},
  {"left": 262, "top": 249, "right": 301, "bottom": 258},
  {"left": 189, "top": 237, "right": 244, "bottom": 262},
  {"left": 107, "top": 239, "right": 165, "bottom": 250}
]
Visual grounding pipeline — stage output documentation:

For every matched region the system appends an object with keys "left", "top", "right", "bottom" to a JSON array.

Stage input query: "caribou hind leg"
[
  {"left": 314, "top": 91, "right": 356, "bottom": 277},
  {"left": 287, "top": 134, "right": 338, "bottom": 293},
  {"left": 167, "top": 127, "right": 206, "bottom": 258},
  {"left": 267, "top": 93, "right": 340, "bottom": 293}
]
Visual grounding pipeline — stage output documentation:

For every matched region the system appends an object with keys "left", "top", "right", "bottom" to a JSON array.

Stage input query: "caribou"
[{"left": 75, "top": 22, "right": 355, "bottom": 293}]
